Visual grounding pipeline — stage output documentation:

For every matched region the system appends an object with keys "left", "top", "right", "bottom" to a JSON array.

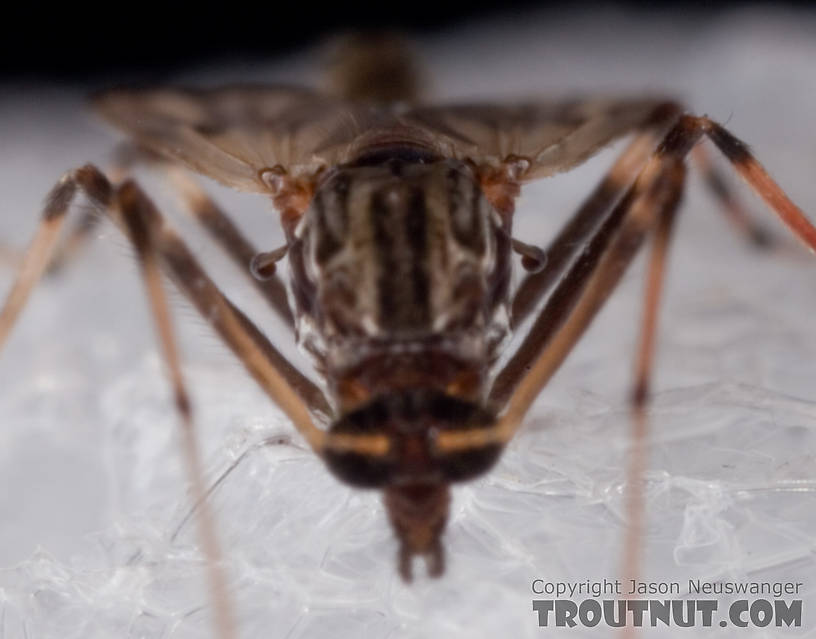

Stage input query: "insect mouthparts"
[
  {"left": 384, "top": 482, "right": 450, "bottom": 581},
  {"left": 321, "top": 389, "right": 504, "bottom": 577}
]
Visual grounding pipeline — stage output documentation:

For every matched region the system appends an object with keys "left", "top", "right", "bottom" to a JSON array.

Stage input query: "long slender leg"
[
  {"left": 42, "top": 161, "right": 130, "bottom": 276},
  {"left": 491, "top": 178, "right": 640, "bottom": 407},
  {"left": 155, "top": 219, "right": 333, "bottom": 422},
  {"left": 41, "top": 145, "right": 296, "bottom": 329},
  {"left": 704, "top": 120, "right": 816, "bottom": 249},
  {"left": 493, "top": 141, "right": 661, "bottom": 406},
  {"left": 136, "top": 191, "right": 388, "bottom": 455},
  {"left": 45, "top": 209, "right": 103, "bottom": 274},
  {"left": 0, "top": 167, "right": 239, "bottom": 639},
  {"left": 621, "top": 164, "right": 685, "bottom": 637},
  {"left": 116, "top": 181, "right": 237, "bottom": 639},
  {"left": 0, "top": 165, "right": 110, "bottom": 350},
  {"left": 619, "top": 408, "right": 648, "bottom": 639},
  {"left": 493, "top": 120, "right": 685, "bottom": 406},
  {"left": 165, "top": 166, "right": 294, "bottom": 327},
  {"left": 441, "top": 114, "right": 816, "bottom": 453},
  {"left": 510, "top": 105, "right": 682, "bottom": 330},
  {"left": 510, "top": 107, "right": 796, "bottom": 333},
  {"left": 0, "top": 166, "right": 336, "bottom": 638},
  {"left": 627, "top": 118, "right": 816, "bottom": 410},
  {"left": 508, "top": 118, "right": 816, "bottom": 629},
  {"left": 0, "top": 164, "right": 330, "bottom": 423},
  {"left": 692, "top": 144, "right": 775, "bottom": 248},
  {"left": 86, "top": 178, "right": 333, "bottom": 447},
  {"left": 630, "top": 167, "right": 684, "bottom": 407},
  {"left": 494, "top": 122, "right": 680, "bottom": 405}
]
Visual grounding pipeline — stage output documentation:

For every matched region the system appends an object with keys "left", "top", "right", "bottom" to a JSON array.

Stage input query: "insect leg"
[
  {"left": 110, "top": 144, "right": 294, "bottom": 328},
  {"left": 443, "top": 123, "right": 702, "bottom": 452},
  {"left": 509, "top": 132, "right": 660, "bottom": 331},
  {"left": 43, "top": 209, "right": 102, "bottom": 274},
  {"left": 630, "top": 164, "right": 685, "bottom": 407},
  {"left": 154, "top": 219, "right": 333, "bottom": 423},
  {"left": 116, "top": 180, "right": 237, "bottom": 639},
  {"left": 488, "top": 114, "right": 816, "bottom": 444},
  {"left": 492, "top": 118, "right": 683, "bottom": 407},
  {"left": 41, "top": 160, "right": 131, "bottom": 276},
  {"left": 490, "top": 174, "right": 641, "bottom": 407},
  {"left": 510, "top": 102, "right": 685, "bottom": 331},
  {"left": 163, "top": 166, "right": 294, "bottom": 328},
  {"left": 622, "top": 163, "right": 685, "bottom": 620},
  {"left": 700, "top": 118, "right": 816, "bottom": 251},
  {"left": 692, "top": 144, "right": 776, "bottom": 249},
  {"left": 626, "top": 113, "right": 816, "bottom": 415},
  {"left": 0, "top": 166, "right": 239, "bottom": 639},
  {"left": 0, "top": 165, "right": 109, "bottom": 350}
]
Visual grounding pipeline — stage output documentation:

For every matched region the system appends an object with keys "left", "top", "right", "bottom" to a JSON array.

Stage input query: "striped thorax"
[{"left": 289, "top": 152, "right": 513, "bottom": 412}]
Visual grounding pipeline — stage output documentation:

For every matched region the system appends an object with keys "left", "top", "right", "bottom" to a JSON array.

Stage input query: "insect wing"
[
  {"left": 95, "top": 88, "right": 672, "bottom": 191},
  {"left": 93, "top": 86, "right": 370, "bottom": 192},
  {"left": 404, "top": 97, "right": 672, "bottom": 179}
]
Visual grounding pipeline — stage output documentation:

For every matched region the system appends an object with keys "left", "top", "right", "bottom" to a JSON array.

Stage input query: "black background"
[{"left": 3, "top": 1, "right": 811, "bottom": 82}]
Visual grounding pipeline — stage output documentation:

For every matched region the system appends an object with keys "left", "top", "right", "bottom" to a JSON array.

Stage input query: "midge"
[{"left": 1, "top": 36, "right": 814, "bottom": 632}]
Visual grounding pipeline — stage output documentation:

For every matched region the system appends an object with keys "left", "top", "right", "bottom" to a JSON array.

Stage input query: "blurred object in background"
[{"left": 325, "top": 32, "right": 424, "bottom": 101}]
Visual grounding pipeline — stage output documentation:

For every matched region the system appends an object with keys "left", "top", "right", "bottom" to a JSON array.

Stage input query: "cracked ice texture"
[{"left": 1, "top": 7, "right": 816, "bottom": 639}]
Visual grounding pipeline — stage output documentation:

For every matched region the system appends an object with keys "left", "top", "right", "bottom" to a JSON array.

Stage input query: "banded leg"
[
  {"left": 0, "top": 167, "right": 237, "bottom": 639},
  {"left": 116, "top": 181, "right": 237, "bottom": 639},
  {"left": 127, "top": 189, "right": 385, "bottom": 456},
  {"left": 41, "top": 161, "right": 130, "bottom": 276},
  {"left": 165, "top": 166, "right": 294, "bottom": 327},
  {"left": 622, "top": 163, "right": 684, "bottom": 627},
  {"left": 510, "top": 108, "right": 792, "bottom": 336},
  {"left": 45, "top": 209, "right": 103, "bottom": 275},
  {"left": 630, "top": 164, "right": 684, "bottom": 407},
  {"left": 61, "top": 164, "right": 333, "bottom": 442},
  {"left": 119, "top": 144, "right": 294, "bottom": 328},
  {"left": 0, "top": 165, "right": 110, "bottom": 350},
  {"left": 41, "top": 144, "right": 296, "bottom": 329},
  {"left": 692, "top": 143, "right": 775, "bottom": 248},
  {"left": 510, "top": 104, "right": 682, "bottom": 330},
  {"left": 153, "top": 216, "right": 333, "bottom": 422},
  {"left": 492, "top": 132, "right": 667, "bottom": 406},
  {"left": 441, "top": 114, "right": 816, "bottom": 453}
]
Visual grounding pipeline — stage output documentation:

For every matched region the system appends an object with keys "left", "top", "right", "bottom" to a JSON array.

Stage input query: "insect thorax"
[{"left": 288, "top": 154, "right": 512, "bottom": 410}]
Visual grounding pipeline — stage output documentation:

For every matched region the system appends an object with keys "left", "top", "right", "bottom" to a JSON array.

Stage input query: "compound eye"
[{"left": 323, "top": 406, "right": 395, "bottom": 488}]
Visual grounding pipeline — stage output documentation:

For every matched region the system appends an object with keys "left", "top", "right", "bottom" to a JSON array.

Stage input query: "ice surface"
[{"left": 1, "top": 7, "right": 815, "bottom": 638}]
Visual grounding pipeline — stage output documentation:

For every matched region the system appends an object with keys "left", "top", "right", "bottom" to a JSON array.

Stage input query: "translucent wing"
[
  {"left": 403, "top": 97, "right": 673, "bottom": 180},
  {"left": 95, "top": 87, "right": 672, "bottom": 191},
  {"left": 94, "top": 86, "right": 376, "bottom": 192}
]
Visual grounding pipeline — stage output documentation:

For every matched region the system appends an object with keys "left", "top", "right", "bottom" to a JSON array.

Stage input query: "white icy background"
[{"left": 1, "top": 7, "right": 816, "bottom": 638}]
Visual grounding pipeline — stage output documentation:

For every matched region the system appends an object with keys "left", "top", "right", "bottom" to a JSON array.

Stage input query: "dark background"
[{"left": 3, "top": 1, "right": 811, "bottom": 83}]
